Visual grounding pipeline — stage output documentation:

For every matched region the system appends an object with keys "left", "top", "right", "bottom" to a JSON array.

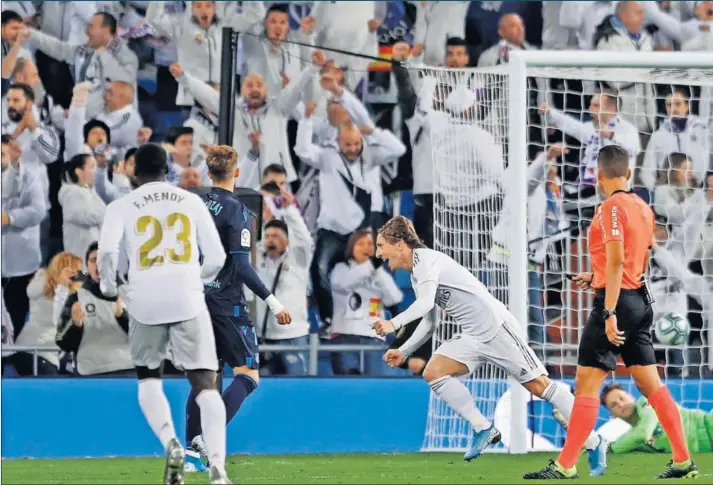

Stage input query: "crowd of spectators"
[{"left": 1, "top": 1, "right": 712, "bottom": 379}]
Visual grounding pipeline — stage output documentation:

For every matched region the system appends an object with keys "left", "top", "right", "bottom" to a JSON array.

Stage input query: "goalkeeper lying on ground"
[{"left": 555, "top": 383, "right": 713, "bottom": 453}]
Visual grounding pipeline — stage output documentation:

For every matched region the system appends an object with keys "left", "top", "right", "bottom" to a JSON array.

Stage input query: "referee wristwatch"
[{"left": 602, "top": 309, "right": 616, "bottom": 320}]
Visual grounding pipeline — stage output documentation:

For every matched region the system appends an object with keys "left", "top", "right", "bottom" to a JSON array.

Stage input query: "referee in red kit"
[{"left": 525, "top": 145, "right": 698, "bottom": 480}]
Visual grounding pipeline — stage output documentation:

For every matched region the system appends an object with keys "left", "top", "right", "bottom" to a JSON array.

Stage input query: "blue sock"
[
  {"left": 185, "top": 389, "right": 202, "bottom": 445},
  {"left": 223, "top": 374, "right": 257, "bottom": 423}
]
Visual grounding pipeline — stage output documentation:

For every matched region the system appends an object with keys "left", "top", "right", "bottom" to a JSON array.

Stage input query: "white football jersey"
[
  {"left": 97, "top": 182, "right": 226, "bottom": 324},
  {"left": 410, "top": 248, "right": 511, "bottom": 342}
]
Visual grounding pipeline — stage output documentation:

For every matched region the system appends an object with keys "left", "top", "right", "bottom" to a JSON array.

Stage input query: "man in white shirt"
[
  {"left": 96, "top": 144, "right": 230, "bottom": 485},
  {"left": 430, "top": 84, "right": 506, "bottom": 270},
  {"left": 171, "top": 50, "right": 325, "bottom": 190},
  {"left": 257, "top": 191, "right": 313, "bottom": 376},
  {"left": 1, "top": 83, "right": 60, "bottom": 210},
  {"left": 95, "top": 80, "right": 143, "bottom": 156},
  {"left": 539, "top": 89, "right": 641, "bottom": 203},
  {"left": 371, "top": 216, "right": 607, "bottom": 474},
  {"left": 295, "top": 110, "right": 406, "bottom": 328}
]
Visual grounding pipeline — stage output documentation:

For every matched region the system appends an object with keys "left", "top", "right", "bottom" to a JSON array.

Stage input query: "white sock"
[
  {"left": 196, "top": 389, "right": 227, "bottom": 471},
  {"left": 429, "top": 376, "right": 491, "bottom": 432},
  {"left": 138, "top": 379, "right": 178, "bottom": 451},
  {"left": 542, "top": 381, "right": 601, "bottom": 450}
]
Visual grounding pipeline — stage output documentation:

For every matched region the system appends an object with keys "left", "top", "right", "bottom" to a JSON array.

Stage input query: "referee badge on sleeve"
[{"left": 241, "top": 228, "right": 251, "bottom": 247}]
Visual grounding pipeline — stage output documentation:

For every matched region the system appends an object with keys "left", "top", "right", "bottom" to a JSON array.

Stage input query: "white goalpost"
[{"left": 418, "top": 51, "right": 713, "bottom": 454}]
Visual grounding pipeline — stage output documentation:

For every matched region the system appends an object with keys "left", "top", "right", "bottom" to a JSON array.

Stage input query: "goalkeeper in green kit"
[{"left": 555, "top": 383, "right": 713, "bottom": 454}]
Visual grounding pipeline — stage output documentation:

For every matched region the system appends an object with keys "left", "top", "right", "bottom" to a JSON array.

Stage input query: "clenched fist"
[
  {"left": 372, "top": 319, "right": 395, "bottom": 337},
  {"left": 384, "top": 349, "right": 406, "bottom": 368},
  {"left": 169, "top": 62, "right": 184, "bottom": 79},
  {"left": 275, "top": 309, "right": 292, "bottom": 325}
]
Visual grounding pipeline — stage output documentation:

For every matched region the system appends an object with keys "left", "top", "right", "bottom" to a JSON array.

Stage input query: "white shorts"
[
  {"left": 128, "top": 309, "right": 219, "bottom": 372},
  {"left": 434, "top": 319, "right": 547, "bottom": 383}
]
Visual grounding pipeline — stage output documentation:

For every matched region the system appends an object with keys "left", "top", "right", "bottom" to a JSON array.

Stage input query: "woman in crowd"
[
  {"left": 56, "top": 242, "right": 133, "bottom": 376},
  {"left": 58, "top": 154, "right": 107, "bottom": 259},
  {"left": 329, "top": 229, "right": 403, "bottom": 375},
  {"left": 2, "top": 252, "right": 83, "bottom": 376}
]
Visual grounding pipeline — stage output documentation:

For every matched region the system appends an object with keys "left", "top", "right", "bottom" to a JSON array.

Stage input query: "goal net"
[{"left": 417, "top": 51, "right": 713, "bottom": 453}]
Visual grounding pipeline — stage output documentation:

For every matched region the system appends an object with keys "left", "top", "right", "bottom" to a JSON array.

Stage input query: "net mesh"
[{"left": 416, "top": 61, "right": 713, "bottom": 453}]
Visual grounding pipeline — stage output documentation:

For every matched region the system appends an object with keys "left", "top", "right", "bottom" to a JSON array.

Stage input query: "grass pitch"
[{"left": 2, "top": 452, "right": 713, "bottom": 484}]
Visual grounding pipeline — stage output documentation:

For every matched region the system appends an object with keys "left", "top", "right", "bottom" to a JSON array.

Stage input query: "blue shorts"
[{"left": 210, "top": 314, "right": 259, "bottom": 370}]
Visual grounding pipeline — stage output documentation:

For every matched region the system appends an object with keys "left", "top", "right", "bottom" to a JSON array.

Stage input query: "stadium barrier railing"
[{"left": 1, "top": 335, "right": 389, "bottom": 376}]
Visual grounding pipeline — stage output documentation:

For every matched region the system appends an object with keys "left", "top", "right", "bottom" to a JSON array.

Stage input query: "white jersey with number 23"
[{"left": 97, "top": 182, "right": 226, "bottom": 325}]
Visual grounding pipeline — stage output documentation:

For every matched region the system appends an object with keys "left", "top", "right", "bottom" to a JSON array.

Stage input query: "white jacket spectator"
[
  {"left": 430, "top": 85, "right": 505, "bottom": 209},
  {"left": 309, "top": 2, "right": 384, "bottom": 88},
  {"left": 412, "top": 1, "right": 469, "bottom": 67},
  {"left": 1, "top": 137, "right": 46, "bottom": 337},
  {"left": 681, "top": 173, "right": 713, "bottom": 276},
  {"left": 594, "top": 3, "right": 656, "bottom": 133},
  {"left": 1, "top": 83, "right": 61, "bottom": 206},
  {"left": 540, "top": 91, "right": 640, "bottom": 190},
  {"left": 146, "top": 0, "right": 263, "bottom": 106},
  {"left": 56, "top": 244, "right": 133, "bottom": 376},
  {"left": 1, "top": 143, "right": 45, "bottom": 279},
  {"left": 652, "top": 154, "right": 696, "bottom": 229},
  {"left": 256, "top": 203, "right": 312, "bottom": 343},
  {"left": 331, "top": 251, "right": 403, "bottom": 340},
  {"left": 242, "top": 3, "right": 315, "bottom": 96},
  {"left": 295, "top": 116, "right": 406, "bottom": 237},
  {"left": 28, "top": 13, "right": 139, "bottom": 119},
  {"left": 173, "top": 56, "right": 322, "bottom": 188},
  {"left": 642, "top": 91, "right": 710, "bottom": 192},
  {"left": 58, "top": 154, "right": 106, "bottom": 259}
]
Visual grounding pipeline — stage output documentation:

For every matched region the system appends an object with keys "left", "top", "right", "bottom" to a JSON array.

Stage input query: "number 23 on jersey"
[{"left": 136, "top": 213, "right": 192, "bottom": 269}]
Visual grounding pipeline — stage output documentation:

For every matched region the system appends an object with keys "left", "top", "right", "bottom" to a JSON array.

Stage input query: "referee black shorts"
[{"left": 577, "top": 289, "right": 656, "bottom": 372}]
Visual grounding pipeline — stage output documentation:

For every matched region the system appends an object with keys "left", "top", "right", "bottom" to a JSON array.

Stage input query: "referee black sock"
[{"left": 223, "top": 373, "right": 258, "bottom": 424}]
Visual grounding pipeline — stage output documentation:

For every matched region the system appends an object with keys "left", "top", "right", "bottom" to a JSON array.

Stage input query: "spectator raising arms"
[
  {"left": 28, "top": 12, "right": 138, "bottom": 119},
  {"left": 146, "top": 0, "right": 264, "bottom": 106},
  {"left": 171, "top": 50, "right": 325, "bottom": 190},
  {"left": 295, "top": 103, "right": 405, "bottom": 329}
]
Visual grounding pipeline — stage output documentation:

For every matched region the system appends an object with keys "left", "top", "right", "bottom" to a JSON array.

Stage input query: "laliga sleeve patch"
[{"left": 241, "top": 228, "right": 251, "bottom": 248}]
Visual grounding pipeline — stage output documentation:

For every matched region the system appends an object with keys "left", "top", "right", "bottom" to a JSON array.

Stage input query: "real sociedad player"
[{"left": 184, "top": 145, "right": 292, "bottom": 472}]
